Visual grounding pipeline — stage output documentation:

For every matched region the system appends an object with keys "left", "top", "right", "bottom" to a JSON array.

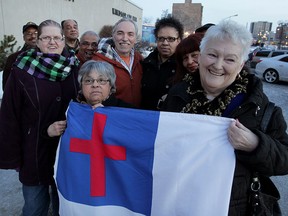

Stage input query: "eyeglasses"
[
  {"left": 82, "top": 78, "right": 110, "bottom": 85},
  {"left": 81, "top": 41, "right": 98, "bottom": 48},
  {"left": 156, "top": 37, "right": 179, "bottom": 43},
  {"left": 25, "top": 32, "right": 38, "bottom": 37},
  {"left": 38, "top": 36, "right": 65, "bottom": 43}
]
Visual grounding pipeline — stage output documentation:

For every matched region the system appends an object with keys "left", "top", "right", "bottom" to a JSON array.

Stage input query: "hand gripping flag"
[{"left": 55, "top": 102, "right": 235, "bottom": 216}]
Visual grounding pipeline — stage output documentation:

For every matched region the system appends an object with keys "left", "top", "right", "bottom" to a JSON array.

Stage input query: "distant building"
[
  {"left": 275, "top": 24, "right": 288, "bottom": 48},
  {"left": 250, "top": 21, "right": 272, "bottom": 40},
  {"left": 142, "top": 24, "right": 156, "bottom": 44},
  {"left": 0, "top": 0, "right": 142, "bottom": 47},
  {"left": 172, "top": 0, "right": 203, "bottom": 36}
]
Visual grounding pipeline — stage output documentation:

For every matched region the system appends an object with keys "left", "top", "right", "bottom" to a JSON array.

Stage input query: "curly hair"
[{"left": 154, "top": 17, "right": 184, "bottom": 40}]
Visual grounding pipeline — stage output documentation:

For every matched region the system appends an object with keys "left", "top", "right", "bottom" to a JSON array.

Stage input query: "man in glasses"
[
  {"left": 141, "top": 17, "right": 183, "bottom": 110},
  {"left": 2, "top": 21, "right": 38, "bottom": 90},
  {"left": 76, "top": 31, "right": 100, "bottom": 67}
]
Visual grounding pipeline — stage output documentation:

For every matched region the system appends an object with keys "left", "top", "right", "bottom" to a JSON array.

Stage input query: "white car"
[{"left": 255, "top": 54, "right": 288, "bottom": 83}]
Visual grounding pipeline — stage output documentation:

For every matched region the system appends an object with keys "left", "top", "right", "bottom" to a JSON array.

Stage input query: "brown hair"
[
  {"left": 173, "top": 33, "right": 203, "bottom": 83},
  {"left": 37, "top": 20, "right": 63, "bottom": 38}
]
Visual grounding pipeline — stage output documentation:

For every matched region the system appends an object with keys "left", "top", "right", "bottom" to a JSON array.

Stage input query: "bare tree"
[{"left": 99, "top": 25, "right": 113, "bottom": 38}]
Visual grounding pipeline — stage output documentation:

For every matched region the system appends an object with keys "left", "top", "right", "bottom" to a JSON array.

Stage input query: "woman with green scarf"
[{"left": 0, "top": 19, "right": 79, "bottom": 216}]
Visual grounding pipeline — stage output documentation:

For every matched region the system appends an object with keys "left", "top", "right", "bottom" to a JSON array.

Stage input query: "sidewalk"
[{"left": 0, "top": 169, "right": 23, "bottom": 216}]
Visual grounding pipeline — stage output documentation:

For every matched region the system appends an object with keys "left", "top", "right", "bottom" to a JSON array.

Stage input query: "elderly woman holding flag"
[
  {"left": 76, "top": 60, "right": 134, "bottom": 108},
  {"left": 163, "top": 20, "right": 288, "bottom": 215}
]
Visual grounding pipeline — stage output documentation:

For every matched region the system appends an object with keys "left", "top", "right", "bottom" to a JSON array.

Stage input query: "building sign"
[{"left": 112, "top": 8, "right": 137, "bottom": 22}]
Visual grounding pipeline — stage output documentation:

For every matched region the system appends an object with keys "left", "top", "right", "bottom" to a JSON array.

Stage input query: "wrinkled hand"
[
  {"left": 47, "top": 120, "right": 67, "bottom": 137},
  {"left": 228, "top": 119, "right": 259, "bottom": 152},
  {"left": 92, "top": 103, "right": 104, "bottom": 110}
]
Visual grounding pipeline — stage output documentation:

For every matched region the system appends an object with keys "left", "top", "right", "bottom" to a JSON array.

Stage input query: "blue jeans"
[{"left": 22, "top": 181, "right": 59, "bottom": 216}]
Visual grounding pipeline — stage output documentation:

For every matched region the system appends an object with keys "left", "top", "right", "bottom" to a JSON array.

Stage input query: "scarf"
[
  {"left": 181, "top": 69, "right": 249, "bottom": 116},
  {"left": 97, "top": 38, "right": 135, "bottom": 73},
  {"left": 15, "top": 49, "right": 79, "bottom": 81}
]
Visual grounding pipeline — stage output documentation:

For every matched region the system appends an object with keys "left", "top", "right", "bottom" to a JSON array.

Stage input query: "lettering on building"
[{"left": 112, "top": 8, "right": 137, "bottom": 22}]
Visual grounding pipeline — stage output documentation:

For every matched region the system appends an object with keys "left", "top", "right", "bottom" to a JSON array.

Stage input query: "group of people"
[{"left": 0, "top": 15, "right": 288, "bottom": 216}]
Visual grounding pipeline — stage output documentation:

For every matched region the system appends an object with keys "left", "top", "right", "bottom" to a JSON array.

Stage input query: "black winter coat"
[
  {"left": 141, "top": 49, "right": 176, "bottom": 110},
  {"left": 0, "top": 54, "right": 79, "bottom": 186},
  {"left": 163, "top": 74, "right": 288, "bottom": 215}
]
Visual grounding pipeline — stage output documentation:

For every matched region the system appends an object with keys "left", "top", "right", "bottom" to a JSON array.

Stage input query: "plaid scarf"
[
  {"left": 97, "top": 38, "right": 135, "bottom": 73},
  {"left": 15, "top": 49, "right": 79, "bottom": 81}
]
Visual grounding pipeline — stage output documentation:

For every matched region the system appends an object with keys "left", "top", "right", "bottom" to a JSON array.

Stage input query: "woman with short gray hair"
[
  {"left": 77, "top": 60, "right": 116, "bottom": 109},
  {"left": 164, "top": 19, "right": 288, "bottom": 215}
]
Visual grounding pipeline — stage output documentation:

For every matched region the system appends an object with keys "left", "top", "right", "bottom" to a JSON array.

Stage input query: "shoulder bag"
[{"left": 249, "top": 102, "right": 282, "bottom": 216}]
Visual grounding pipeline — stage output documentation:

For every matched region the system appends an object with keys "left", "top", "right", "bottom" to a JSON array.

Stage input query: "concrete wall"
[{"left": 0, "top": 0, "right": 142, "bottom": 48}]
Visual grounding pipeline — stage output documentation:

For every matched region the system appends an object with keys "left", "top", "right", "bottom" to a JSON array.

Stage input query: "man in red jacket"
[{"left": 92, "top": 18, "right": 143, "bottom": 107}]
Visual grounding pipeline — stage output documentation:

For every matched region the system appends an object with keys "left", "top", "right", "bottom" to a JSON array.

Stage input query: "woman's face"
[
  {"left": 198, "top": 39, "right": 244, "bottom": 96},
  {"left": 37, "top": 26, "right": 65, "bottom": 54},
  {"left": 81, "top": 70, "right": 112, "bottom": 108},
  {"left": 183, "top": 51, "right": 200, "bottom": 73},
  {"left": 156, "top": 26, "right": 180, "bottom": 59}
]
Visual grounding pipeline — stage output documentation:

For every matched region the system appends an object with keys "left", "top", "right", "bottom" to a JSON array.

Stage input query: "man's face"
[
  {"left": 79, "top": 34, "right": 99, "bottom": 61},
  {"left": 112, "top": 21, "right": 137, "bottom": 56},
  {"left": 23, "top": 27, "right": 38, "bottom": 48},
  {"left": 63, "top": 20, "right": 79, "bottom": 40}
]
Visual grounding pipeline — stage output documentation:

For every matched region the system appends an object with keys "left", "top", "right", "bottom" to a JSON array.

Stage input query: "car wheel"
[{"left": 263, "top": 69, "right": 279, "bottom": 83}]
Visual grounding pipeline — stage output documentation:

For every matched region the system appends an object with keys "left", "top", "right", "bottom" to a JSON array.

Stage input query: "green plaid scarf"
[{"left": 15, "top": 49, "right": 79, "bottom": 81}]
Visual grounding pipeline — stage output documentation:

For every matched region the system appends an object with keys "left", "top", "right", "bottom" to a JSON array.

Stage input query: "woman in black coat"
[
  {"left": 163, "top": 20, "right": 288, "bottom": 215},
  {"left": 0, "top": 20, "right": 79, "bottom": 216}
]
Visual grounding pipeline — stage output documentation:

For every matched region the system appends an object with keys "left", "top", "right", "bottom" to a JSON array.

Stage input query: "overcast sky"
[{"left": 130, "top": 0, "right": 287, "bottom": 32}]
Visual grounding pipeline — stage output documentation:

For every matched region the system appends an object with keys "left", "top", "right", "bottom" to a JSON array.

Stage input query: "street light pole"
[{"left": 224, "top": 14, "right": 238, "bottom": 20}]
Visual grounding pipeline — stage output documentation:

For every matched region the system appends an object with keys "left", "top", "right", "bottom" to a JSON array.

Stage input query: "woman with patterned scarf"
[
  {"left": 0, "top": 20, "right": 79, "bottom": 216},
  {"left": 163, "top": 20, "right": 288, "bottom": 215}
]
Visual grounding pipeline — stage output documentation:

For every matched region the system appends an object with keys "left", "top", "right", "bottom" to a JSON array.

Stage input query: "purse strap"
[
  {"left": 250, "top": 102, "right": 276, "bottom": 215},
  {"left": 260, "top": 102, "right": 275, "bottom": 133}
]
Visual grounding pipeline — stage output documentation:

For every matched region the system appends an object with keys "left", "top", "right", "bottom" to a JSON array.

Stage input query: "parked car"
[
  {"left": 250, "top": 50, "right": 288, "bottom": 68},
  {"left": 255, "top": 54, "right": 288, "bottom": 83}
]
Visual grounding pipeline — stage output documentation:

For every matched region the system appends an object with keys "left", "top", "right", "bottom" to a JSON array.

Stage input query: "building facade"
[
  {"left": 172, "top": 0, "right": 203, "bottom": 36},
  {"left": 0, "top": 0, "right": 142, "bottom": 48},
  {"left": 250, "top": 21, "right": 272, "bottom": 40}
]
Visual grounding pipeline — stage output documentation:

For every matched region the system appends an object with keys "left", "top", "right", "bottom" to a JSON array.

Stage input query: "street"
[{"left": 0, "top": 76, "right": 288, "bottom": 215}]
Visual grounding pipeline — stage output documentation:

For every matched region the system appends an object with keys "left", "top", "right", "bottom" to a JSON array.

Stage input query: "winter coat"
[
  {"left": 141, "top": 48, "right": 177, "bottom": 110},
  {"left": 163, "top": 73, "right": 288, "bottom": 215},
  {"left": 0, "top": 54, "right": 79, "bottom": 186},
  {"left": 92, "top": 38, "right": 143, "bottom": 107}
]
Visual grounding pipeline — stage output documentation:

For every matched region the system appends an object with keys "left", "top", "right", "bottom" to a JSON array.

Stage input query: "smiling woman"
[
  {"left": 163, "top": 19, "right": 288, "bottom": 215},
  {"left": 0, "top": 19, "right": 80, "bottom": 216}
]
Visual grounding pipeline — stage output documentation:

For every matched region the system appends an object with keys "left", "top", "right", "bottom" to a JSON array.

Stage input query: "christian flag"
[{"left": 55, "top": 102, "right": 236, "bottom": 216}]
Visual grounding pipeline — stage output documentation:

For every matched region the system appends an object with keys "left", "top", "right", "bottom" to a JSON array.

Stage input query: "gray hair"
[
  {"left": 78, "top": 60, "right": 116, "bottom": 93},
  {"left": 200, "top": 20, "right": 253, "bottom": 62},
  {"left": 80, "top": 31, "right": 100, "bottom": 43},
  {"left": 38, "top": 20, "right": 63, "bottom": 38},
  {"left": 112, "top": 17, "right": 138, "bottom": 36}
]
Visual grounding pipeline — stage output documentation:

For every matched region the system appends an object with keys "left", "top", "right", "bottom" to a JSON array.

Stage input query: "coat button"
[{"left": 56, "top": 96, "right": 61, "bottom": 102}]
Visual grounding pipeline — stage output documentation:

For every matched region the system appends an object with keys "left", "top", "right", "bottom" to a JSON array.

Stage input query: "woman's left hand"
[
  {"left": 47, "top": 120, "right": 67, "bottom": 137},
  {"left": 228, "top": 119, "right": 259, "bottom": 152}
]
